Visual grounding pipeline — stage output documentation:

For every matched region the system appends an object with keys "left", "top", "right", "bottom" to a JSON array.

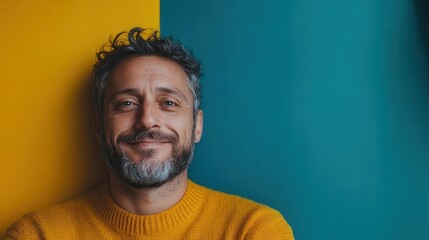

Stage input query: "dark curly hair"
[{"left": 93, "top": 27, "right": 201, "bottom": 121}]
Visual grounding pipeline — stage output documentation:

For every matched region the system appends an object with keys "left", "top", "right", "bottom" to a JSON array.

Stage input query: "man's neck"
[{"left": 108, "top": 171, "right": 188, "bottom": 215}]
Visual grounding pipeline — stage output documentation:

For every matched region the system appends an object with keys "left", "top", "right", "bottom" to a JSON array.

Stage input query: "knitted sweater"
[{"left": 5, "top": 180, "right": 294, "bottom": 239}]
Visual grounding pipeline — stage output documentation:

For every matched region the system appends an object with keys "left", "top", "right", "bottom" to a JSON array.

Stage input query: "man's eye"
[
  {"left": 117, "top": 101, "right": 135, "bottom": 108},
  {"left": 163, "top": 101, "right": 176, "bottom": 107},
  {"left": 120, "top": 101, "right": 133, "bottom": 106}
]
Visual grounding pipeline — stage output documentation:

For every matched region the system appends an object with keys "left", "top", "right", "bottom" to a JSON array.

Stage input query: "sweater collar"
[{"left": 93, "top": 179, "right": 204, "bottom": 236}]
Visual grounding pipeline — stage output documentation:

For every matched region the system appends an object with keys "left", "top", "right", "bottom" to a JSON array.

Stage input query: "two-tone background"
[{"left": 2, "top": 1, "right": 429, "bottom": 239}]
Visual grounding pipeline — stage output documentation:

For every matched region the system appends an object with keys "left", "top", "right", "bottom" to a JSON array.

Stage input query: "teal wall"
[{"left": 162, "top": 1, "right": 429, "bottom": 239}]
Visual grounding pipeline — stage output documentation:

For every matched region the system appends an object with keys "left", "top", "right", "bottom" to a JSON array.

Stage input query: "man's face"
[{"left": 99, "top": 56, "right": 203, "bottom": 188}]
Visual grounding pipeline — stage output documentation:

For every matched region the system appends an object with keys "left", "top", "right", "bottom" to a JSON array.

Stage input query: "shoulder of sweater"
[
  {"left": 8, "top": 184, "right": 105, "bottom": 228},
  {"left": 32, "top": 185, "right": 104, "bottom": 217},
  {"left": 193, "top": 181, "right": 284, "bottom": 218},
  {"left": 196, "top": 182, "right": 272, "bottom": 209},
  {"left": 190, "top": 182, "right": 294, "bottom": 239}
]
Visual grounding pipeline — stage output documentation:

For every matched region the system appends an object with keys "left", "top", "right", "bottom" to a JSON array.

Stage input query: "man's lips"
[{"left": 127, "top": 139, "right": 170, "bottom": 147}]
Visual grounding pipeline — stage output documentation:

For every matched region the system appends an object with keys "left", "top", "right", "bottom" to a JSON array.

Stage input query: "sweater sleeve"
[
  {"left": 4, "top": 213, "right": 44, "bottom": 240},
  {"left": 243, "top": 208, "right": 294, "bottom": 240}
]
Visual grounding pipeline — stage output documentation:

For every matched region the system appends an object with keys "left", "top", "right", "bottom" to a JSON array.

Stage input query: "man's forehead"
[{"left": 105, "top": 56, "right": 191, "bottom": 98}]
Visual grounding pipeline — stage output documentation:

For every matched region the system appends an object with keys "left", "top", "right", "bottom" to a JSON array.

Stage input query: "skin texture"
[{"left": 97, "top": 56, "right": 203, "bottom": 214}]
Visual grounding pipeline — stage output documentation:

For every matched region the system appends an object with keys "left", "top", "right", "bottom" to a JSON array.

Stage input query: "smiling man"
[{"left": 5, "top": 27, "right": 294, "bottom": 239}]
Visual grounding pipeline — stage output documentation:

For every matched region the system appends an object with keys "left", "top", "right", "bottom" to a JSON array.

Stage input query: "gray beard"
[{"left": 102, "top": 138, "right": 194, "bottom": 189}]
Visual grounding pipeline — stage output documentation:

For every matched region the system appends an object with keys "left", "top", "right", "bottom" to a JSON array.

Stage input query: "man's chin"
[
  {"left": 120, "top": 176, "right": 171, "bottom": 189},
  {"left": 105, "top": 142, "right": 194, "bottom": 190},
  {"left": 115, "top": 160, "right": 185, "bottom": 189}
]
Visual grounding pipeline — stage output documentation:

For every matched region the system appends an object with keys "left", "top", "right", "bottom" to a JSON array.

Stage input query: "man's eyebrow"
[
  {"left": 155, "top": 87, "right": 187, "bottom": 100},
  {"left": 111, "top": 88, "right": 140, "bottom": 98}
]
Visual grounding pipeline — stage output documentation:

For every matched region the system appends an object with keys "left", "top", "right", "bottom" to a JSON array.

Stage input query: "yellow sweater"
[{"left": 5, "top": 180, "right": 294, "bottom": 239}]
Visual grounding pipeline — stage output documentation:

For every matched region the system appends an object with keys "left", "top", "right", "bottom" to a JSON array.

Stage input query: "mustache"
[{"left": 118, "top": 129, "right": 178, "bottom": 144}]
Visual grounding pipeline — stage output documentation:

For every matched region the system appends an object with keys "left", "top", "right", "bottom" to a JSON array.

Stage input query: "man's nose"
[{"left": 135, "top": 102, "right": 161, "bottom": 130}]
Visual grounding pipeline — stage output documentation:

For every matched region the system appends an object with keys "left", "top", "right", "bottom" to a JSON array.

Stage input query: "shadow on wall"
[
  {"left": 62, "top": 69, "right": 108, "bottom": 200},
  {"left": 414, "top": 0, "right": 429, "bottom": 61}
]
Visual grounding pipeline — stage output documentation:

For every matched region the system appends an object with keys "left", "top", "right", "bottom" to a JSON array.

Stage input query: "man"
[{"left": 6, "top": 27, "right": 294, "bottom": 239}]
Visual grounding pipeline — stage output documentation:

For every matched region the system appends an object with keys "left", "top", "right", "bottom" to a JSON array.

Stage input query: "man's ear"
[
  {"left": 194, "top": 110, "right": 203, "bottom": 143},
  {"left": 93, "top": 111, "right": 103, "bottom": 144}
]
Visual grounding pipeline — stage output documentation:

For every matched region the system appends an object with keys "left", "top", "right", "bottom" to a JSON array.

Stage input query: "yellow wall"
[{"left": 0, "top": 0, "right": 159, "bottom": 234}]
